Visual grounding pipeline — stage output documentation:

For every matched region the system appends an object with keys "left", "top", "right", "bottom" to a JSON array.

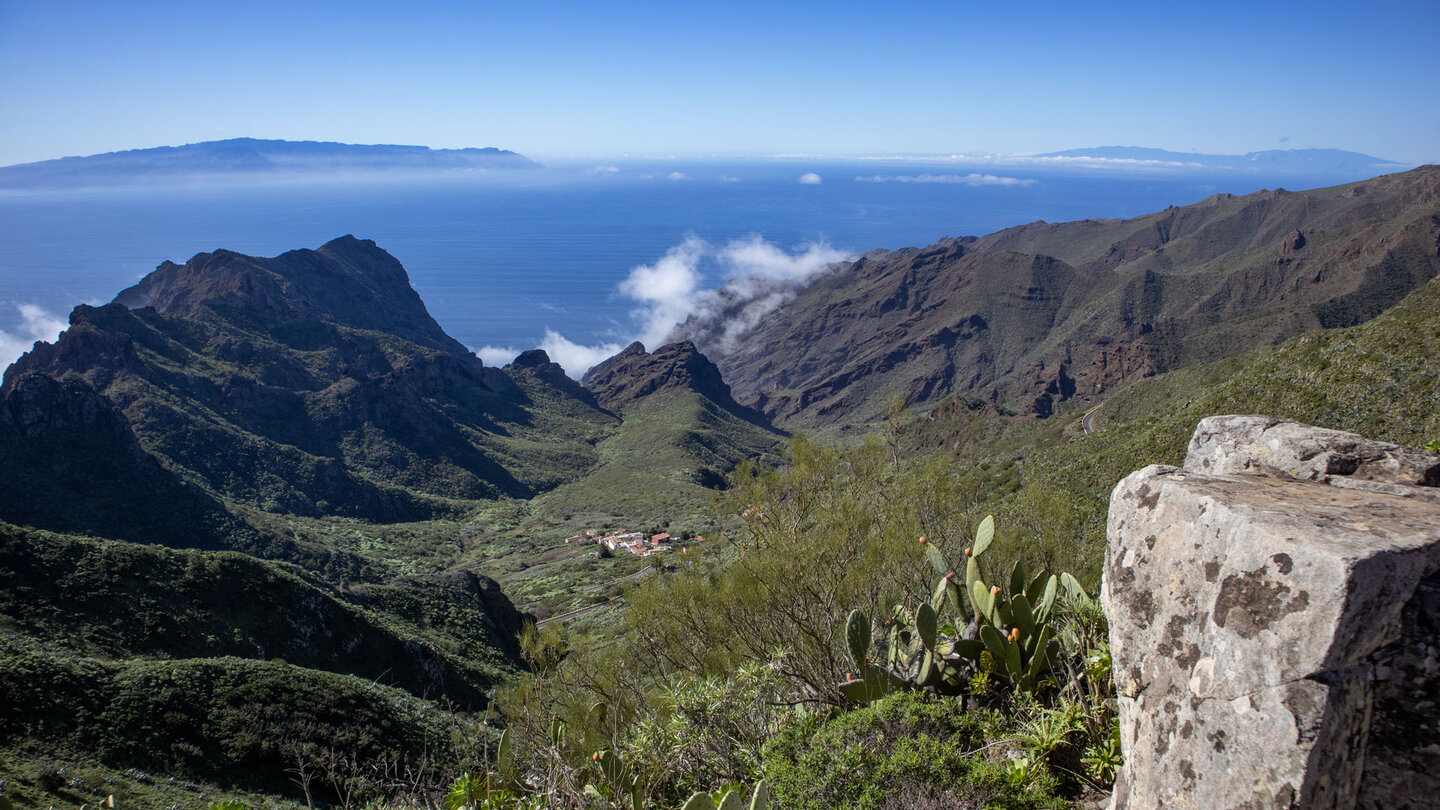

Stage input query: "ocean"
[{"left": 0, "top": 158, "right": 1376, "bottom": 373}]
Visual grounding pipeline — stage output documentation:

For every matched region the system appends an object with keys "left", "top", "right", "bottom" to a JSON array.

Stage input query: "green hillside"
[{"left": 0, "top": 521, "right": 527, "bottom": 803}]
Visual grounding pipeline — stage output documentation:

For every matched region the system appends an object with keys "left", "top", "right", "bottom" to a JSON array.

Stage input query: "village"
[{"left": 561, "top": 528, "right": 705, "bottom": 557}]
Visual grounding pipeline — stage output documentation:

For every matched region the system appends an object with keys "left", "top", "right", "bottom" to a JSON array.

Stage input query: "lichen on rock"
[{"left": 1104, "top": 415, "right": 1440, "bottom": 809}]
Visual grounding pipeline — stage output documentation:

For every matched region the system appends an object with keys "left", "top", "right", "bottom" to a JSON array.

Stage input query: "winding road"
[{"left": 1081, "top": 403, "right": 1103, "bottom": 434}]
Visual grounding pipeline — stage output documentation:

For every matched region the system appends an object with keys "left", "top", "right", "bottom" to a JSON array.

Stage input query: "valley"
[{"left": 0, "top": 165, "right": 1437, "bottom": 808}]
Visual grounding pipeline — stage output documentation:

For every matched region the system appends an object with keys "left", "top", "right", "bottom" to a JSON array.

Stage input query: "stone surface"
[
  {"left": 1186, "top": 414, "right": 1440, "bottom": 499},
  {"left": 1103, "top": 416, "right": 1440, "bottom": 810}
]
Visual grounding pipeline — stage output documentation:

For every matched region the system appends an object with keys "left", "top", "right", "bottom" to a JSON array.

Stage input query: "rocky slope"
[
  {"left": 0, "top": 237, "right": 787, "bottom": 553},
  {"left": 2, "top": 236, "right": 615, "bottom": 533},
  {"left": 582, "top": 339, "right": 771, "bottom": 427},
  {"left": 687, "top": 165, "right": 1440, "bottom": 429}
]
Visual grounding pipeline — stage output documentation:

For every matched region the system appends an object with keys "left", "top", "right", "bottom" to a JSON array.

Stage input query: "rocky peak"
[
  {"left": 504, "top": 349, "right": 601, "bottom": 409},
  {"left": 581, "top": 340, "right": 760, "bottom": 421},
  {"left": 1, "top": 304, "right": 142, "bottom": 391},
  {"left": 113, "top": 235, "right": 468, "bottom": 355},
  {"left": 509, "top": 348, "right": 554, "bottom": 369},
  {"left": 3, "top": 238, "right": 617, "bottom": 525}
]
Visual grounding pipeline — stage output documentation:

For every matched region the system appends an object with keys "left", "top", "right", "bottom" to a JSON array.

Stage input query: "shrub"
[{"left": 761, "top": 692, "right": 1065, "bottom": 810}]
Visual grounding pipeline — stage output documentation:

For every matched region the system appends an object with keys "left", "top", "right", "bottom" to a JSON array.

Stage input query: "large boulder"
[{"left": 1103, "top": 415, "right": 1440, "bottom": 809}]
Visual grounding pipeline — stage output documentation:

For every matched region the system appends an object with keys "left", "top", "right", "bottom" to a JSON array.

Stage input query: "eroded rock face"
[{"left": 1103, "top": 415, "right": 1440, "bottom": 810}]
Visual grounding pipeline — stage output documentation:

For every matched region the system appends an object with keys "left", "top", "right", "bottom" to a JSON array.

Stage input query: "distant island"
[
  {"left": 1032, "top": 145, "right": 1405, "bottom": 174},
  {"left": 0, "top": 137, "right": 541, "bottom": 188}
]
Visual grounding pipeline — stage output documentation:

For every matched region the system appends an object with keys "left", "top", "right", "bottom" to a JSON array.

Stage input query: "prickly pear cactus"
[
  {"left": 681, "top": 793, "right": 716, "bottom": 810},
  {"left": 836, "top": 515, "right": 1084, "bottom": 700}
]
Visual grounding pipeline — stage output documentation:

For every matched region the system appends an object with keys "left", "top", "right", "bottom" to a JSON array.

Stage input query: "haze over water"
[{"left": 0, "top": 158, "right": 1392, "bottom": 373}]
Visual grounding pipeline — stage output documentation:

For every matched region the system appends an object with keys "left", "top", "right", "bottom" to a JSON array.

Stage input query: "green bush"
[{"left": 761, "top": 692, "right": 1065, "bottom": 810}]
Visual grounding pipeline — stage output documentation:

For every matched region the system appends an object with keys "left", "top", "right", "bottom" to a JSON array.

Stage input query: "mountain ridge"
[
  {"left": 682, "top": 165, "right": 1440, "bottom": 429},
  {"left": 0, "top": 137, "right": 540, "bottom": 188},
  {"left": 0, "top": 237, "right": 783, "bottom": 551},
  {"left": 581, "top": 339, "right": 773, "bottom": 427},
  {"left": 2, "top": 238, "right": 614, "bottom": 528}
]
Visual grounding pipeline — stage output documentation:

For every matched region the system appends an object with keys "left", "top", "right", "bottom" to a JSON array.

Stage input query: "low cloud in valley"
[{"left": 524, "top": 235, "right": 851, "bottom": 378}]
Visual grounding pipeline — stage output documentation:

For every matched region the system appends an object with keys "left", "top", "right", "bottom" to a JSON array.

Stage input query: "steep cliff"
[
  {"left": 687, "top": 166, "right": 1440, "bottom": 429},
  {"left": 2, "top": 237, "right": 614, "bottom": 528}
]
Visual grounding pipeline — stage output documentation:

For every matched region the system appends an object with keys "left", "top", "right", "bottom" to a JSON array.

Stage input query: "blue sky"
[{"left": 1, "top": 0, "right": 1437, "bottom": 166}]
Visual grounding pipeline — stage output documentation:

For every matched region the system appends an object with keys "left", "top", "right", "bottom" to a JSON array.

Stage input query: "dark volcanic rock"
[
  {"left": 505, "top": 349, "right": 602, "bottom": 409},
  {"left": 581, "top": 340, "right": 769, "bottom": 426},
  {"left": 113, "top": 235, "right": 468, "bottom": 355},
  {"left": 682, "top": 166, "right": 1440, "bottom": 430},
  {"left": 2, "top": 238, "right": 611, "bottom": 528}
]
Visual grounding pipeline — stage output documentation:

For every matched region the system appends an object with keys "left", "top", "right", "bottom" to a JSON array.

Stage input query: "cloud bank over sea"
[
  {"left": 855, "top": 173, "right": 1036, "bottom": 186},
  {"left": 476, "top": 235, "right": 850, "bottom": 377}
]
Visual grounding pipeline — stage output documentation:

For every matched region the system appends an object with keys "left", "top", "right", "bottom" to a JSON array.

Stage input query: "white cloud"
[
  {"left": 618, "top": 235, "right": 709, "bottom": 350},
  {"left": 474, "top": 344, "right": 522, "bottom": 366},
  {"left": 668, "top": 171, "right": 687, "bottom": 181},
  {"left": 798, "top": 172, "right": 823, "bottom": 184},
  {"left": 539, "top": 330, "right": 624, "bottom": 377},
  {"left": 537, "top": 235, "right": 852, "bottom": 378},
  {"left": 585, "top": 165, "right": 621, "bottom": 175},
  {"left": 849, "top": 153, "right": 1206, "bottom": 172},
  {"left": 719, "top": 234, "right": 847, "bottom": 282},
  {"left": 855, "top": 173, "right": 1037, "bottom": 187},
  {"left": 675, "top": 237, "right": 850, "bottom": 354},
  {"left": 0, "top": 303, "right": 67, "bottom": 371},
  {"left": 719, "top": 175, "right": 740, "bottom": 183}
]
